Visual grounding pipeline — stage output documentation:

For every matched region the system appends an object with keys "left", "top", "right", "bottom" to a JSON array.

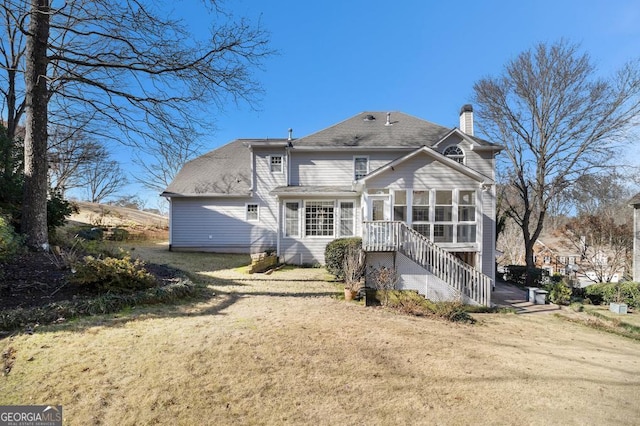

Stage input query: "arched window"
[{"left": 443, "top": 146, "right": 464, "bottom": 164}]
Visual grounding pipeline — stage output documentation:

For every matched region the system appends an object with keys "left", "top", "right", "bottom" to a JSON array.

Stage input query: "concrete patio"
[{"left": 492, "top": 279, "right": 560, "bottom": 314}]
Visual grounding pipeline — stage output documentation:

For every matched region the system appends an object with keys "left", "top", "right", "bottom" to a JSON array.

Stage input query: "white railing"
[{"left": 362, "top": 221, "right": 492, "bottom": 306}]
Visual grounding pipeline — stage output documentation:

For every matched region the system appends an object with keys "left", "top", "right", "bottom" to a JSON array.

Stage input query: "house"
[
  {"left": 162, "top": 107, "right": 502, "bottom": 305},
  {"left": 631, "top": 193, "right": 640, "bottom": 282},
  {"left": 533, "top": 235, "right": 625, "bottom": 286}
]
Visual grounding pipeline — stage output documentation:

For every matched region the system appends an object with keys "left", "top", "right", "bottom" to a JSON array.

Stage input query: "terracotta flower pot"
[{"left": 344, "top": 288, "right": 358, "bottom": 301}]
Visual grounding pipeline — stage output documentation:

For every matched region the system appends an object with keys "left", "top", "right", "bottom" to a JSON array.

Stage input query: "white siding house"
[
  {"left": 162, "top": 107, "right": 503, "bottom": 305},
  {"left": 631, "top": 193, "right": 640, "bottom": 282}
]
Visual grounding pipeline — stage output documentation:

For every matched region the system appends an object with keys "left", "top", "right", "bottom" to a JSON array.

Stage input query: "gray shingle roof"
[
  {"left": 630, "top": 192, "right": 640, "bottom": 206},
  {"left": 290, "top": 111, "right": 496, "bottom": 149},
  {"left": 271, "top": 186, "right": 355, "bottom": 196},
  {"left": 162, "top": 111, "right": 500, "bottom": 197},
  {"left": 161, "top": 139, "right": 256, "bottom": 197}
]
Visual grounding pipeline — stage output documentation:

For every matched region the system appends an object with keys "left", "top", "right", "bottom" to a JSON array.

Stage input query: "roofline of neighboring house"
[
  {"left": 362, "top": 145, "right": 493, "bottom": 185},
  {"left": 160, "top": 192, "right": 252, "bottom": 198}
]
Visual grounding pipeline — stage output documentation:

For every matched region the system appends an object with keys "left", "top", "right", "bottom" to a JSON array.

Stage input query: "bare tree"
[
  {"left": 562, "top": 214, "right": 632, "bottom": 283},
  {"left": 78, "top": 157, "right": 126, "bottom": 203},
  {"left": 132, "top": 121, "right": 204, "bottom": 193},
  {"left": 47, "top": 124, "right": 103, "bottom": 194},
  {"left": 0, "top": 0, "right": 27, "bottom": 180},
  {"left": 473, "top": 40, "right": 640, "bottom": 286},
  {"left": 569, "top": 171, "right": 637, "bottom": 222},
  {"left": 12, "top": 0, "right": 272, "bottom": 248}
]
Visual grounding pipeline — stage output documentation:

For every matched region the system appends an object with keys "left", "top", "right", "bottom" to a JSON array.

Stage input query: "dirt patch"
[{"left": 0, "top": 251, "right": 181, "bottom": 311}]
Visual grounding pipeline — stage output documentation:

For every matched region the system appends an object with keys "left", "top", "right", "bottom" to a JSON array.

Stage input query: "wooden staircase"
[{"left": 362, "top": 221, "right": 492, "bottom": 306}]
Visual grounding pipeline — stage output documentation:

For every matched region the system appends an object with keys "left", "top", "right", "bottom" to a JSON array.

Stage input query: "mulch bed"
[{"left": 0, "top": 251, "right": 179, "bottom": 311}]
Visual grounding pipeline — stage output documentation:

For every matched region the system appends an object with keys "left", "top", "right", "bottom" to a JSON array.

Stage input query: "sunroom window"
[
  {"left": 434, "top": 190, "right": 453, "bottom": 242},
  {"left": 457, "top": 190, "right": 476, "bottom": 242},
  {"left": 412, "top": 190, "right": 430, "bottom": 238},
  {"left": 393, "top": 190, "right": 407, "bottom": 222}
]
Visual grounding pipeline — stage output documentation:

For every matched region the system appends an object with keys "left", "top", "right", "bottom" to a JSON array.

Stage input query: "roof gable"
[
  {"left": 161, "top": 139, "right": 253, "bottom": 197},
  {"left": 362, "top": 145, "right": 493, "bottom": 184}
]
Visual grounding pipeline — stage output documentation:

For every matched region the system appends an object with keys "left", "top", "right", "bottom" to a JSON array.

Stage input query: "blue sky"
[{"left": 110, "top": 0, "right": 640, "bottom": 208}]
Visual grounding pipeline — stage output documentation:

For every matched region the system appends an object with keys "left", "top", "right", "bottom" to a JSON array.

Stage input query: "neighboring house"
[
  {"left": 533, "top": 236, "right": 624, "bottom": 287},
  {"left": 162, "top": 107, "right": 502, "bottom": 305},
  {"left": 631, "top": 193, "right": 640, "bottom": 282}
]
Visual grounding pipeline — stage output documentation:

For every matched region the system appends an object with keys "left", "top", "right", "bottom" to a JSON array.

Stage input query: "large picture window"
[
  {"left": 305, "top": 201, "right": 334, "bottom": 236},
  {"left": 285, "top": 202, "right": 299, "bottom": 237}
]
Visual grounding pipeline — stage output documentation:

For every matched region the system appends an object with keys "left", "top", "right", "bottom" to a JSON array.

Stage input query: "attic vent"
[{"left": 363, "top": 114, "right": 376, "bottom": 121}]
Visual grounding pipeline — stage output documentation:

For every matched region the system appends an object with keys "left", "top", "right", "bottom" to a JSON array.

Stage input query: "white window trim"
[
  {"left": 338, "top": 200, "right": 356, "bottom": 237},
  {"left": 443, "top": 145, "right": 465, "bottom": 165},
  {"left": 269, "top": 155, "right": 284, "bottom": 174},
  {"left": 353, "top": 156, "right": 369, "bottom": 180},
  {"left": 246, "top": 203, "right": 259, "bottom": 222},
  {"left": 303, "top": 200, "right": 336, "bottom": 238},
  {"left": 283, "top": 200, "right": 301, "bottom": 238}
]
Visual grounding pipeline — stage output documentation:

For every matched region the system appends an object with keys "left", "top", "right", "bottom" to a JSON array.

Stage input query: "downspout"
[
  {"left": 286, "top": 128, "right": 293, "bottom": 186},
  {"left": 276, "top": 195, "right": 281, "bottom": 261},
  {"left": 168, "top": 197, "right": 173, "bottom": 251}
]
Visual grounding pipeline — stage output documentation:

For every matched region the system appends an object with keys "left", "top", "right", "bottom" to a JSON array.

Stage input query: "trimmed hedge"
[
  {"left": 325, "top": 237, "right": 362, "bottom": 279},
  {"left": 503, "top": 265, "right": 546, "bottom": 287},
  {"left": 585, "top": 282, "right": 640, "bottom": 309}
]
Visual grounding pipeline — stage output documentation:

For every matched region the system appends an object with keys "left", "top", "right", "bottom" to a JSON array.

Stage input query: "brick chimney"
[{"left": 459, "top": 104, "right": 474, "bottom": 136}]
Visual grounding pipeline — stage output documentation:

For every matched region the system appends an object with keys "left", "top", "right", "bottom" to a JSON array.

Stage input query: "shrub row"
[
  {"left": 0, "top": 278, "right": 198, "bottom": 332},
  {"left": 584, "top": 282, "right": 640, "bottom": 308},
  {"left": 368, "top": 289, "right": 477, "bottom": 323}
]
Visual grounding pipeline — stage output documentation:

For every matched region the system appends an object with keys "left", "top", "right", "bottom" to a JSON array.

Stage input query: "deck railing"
[{"left": 362, "top": 221, "right": 492, "bottom": 306}]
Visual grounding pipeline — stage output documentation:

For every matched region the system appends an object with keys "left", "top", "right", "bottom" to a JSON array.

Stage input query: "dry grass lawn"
[{"left": 2, "top": 242, "right": 640, "bottom": 425}]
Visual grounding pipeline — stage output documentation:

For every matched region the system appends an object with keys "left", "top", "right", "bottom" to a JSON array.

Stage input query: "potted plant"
[
  {"left": 342, "top": 244, "right": 365, "bottom": 301},
  {"left": 609, "top": 283, "right": 628, "bottom": 315}
]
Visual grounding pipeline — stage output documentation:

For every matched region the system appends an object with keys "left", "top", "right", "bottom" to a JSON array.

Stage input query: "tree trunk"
[
  {"left": 524, "top": 240, "right": 536, "bottom": 287},
  {"left": 22, "top": 0, "right": 50, "bottom": 250}
]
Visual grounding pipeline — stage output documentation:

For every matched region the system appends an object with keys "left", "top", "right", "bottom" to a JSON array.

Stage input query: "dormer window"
[{"left": 443, "top": 146, "right": 464, "bottom": 164}]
